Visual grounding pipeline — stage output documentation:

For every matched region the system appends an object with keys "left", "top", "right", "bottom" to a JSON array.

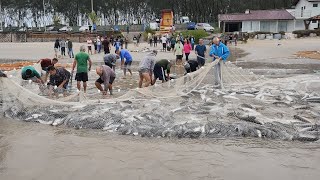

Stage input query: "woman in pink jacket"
[{"left": 183, "top": 39, "right": 192, "bottom": 61}]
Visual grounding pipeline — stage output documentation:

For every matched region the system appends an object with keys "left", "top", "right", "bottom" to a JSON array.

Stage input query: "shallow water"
[{"left": 0, "top": 118, "right": 319, "bottom": 180}]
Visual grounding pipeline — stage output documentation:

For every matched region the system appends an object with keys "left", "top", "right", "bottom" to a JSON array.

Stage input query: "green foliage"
[
  {"left": 144, "top": 27, "right": 156, "bottom": 35},
  {"left": 2, "top": 0, "right": 296, "bottom": 27},
  {"left": 279, "top": 31, "right": 286, "bottom": 35},
  {"left": 293, "top": 30, "right": 320, "bottom": 38},
  {"left": 53, "top": 15, "right": 61, "bottom": 27},
  {"left": 142, "top": 27, "right": 156, "bottom": 41},
  {"left": 88, "top": 11, "right": 99, "bottom": 25},
  {"left": 105, "top": 31, "right": 123, "bottom": 38},
  {"left": 292, "top": 30, "right": 313, "bottom": 38},
  {"left": 174, "top": 30, "right": 209, "bottom": 44}
]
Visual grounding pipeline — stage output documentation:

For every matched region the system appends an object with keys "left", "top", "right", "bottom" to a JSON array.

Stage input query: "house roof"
[
  {"left": 294, "top": 0, "right": 320, "bottom": 5},
  {"left": 218, "top": 10, "right": 295, "bottom": 22},
  {"left": 308, "top": 15, "right": 320, "bottom": 20}
]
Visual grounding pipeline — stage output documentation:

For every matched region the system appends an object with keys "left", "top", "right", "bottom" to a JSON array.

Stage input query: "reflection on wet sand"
[{"left": 0, "top": 118, "right": 320, "bottom": 180}]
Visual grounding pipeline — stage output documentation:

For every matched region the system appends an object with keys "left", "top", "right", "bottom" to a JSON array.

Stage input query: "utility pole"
[
  {"left": 91, "top": 0, "right": 94, "bottom": 13},
  {"left": 0, "top": 0, "right": 3, "bottom": 30},
  {"left": 43, "top": 0, "right": 46, "bottom": 31}
]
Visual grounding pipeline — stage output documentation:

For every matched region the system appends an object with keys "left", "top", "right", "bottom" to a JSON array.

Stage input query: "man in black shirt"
[
  {"left": 184, "top": 59, "right": 199, "bottom": 74},
  {"left": 48, "top": 66, "right": 71, "bottom": 97}
]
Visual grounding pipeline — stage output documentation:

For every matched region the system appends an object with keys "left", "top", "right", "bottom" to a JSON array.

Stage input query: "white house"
[
  {"left": 292, "top": 0, "right": 320, "bottom": 30},
  {"left": 218, "top": 0, "right": 320, "bottom": 32},
  {"left": 218, "top": 9, "right": 296, "bottom": 33}
]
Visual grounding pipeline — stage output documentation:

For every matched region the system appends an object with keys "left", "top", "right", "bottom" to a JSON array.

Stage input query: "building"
[
  {"left": 292, "top": 0, "right": 320, "bottom": 30},
  {"left": 218, "top": 9, "right": 295, "bottom": 33},
  {"left": 218, "top": 0, "right": 320, "bottom": 33}
]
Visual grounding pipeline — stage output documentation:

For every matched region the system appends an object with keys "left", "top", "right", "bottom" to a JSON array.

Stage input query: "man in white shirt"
[
  {"left": 161, "top": 36, "right": 167, "bottom": 52},
  {"left": 87, "top": 37, "right": 93, "bottom": 55}
]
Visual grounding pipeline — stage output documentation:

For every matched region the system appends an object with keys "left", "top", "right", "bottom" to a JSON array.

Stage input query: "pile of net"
[{"left": 1, "top": 61, "right": 320, "bottom": 142}]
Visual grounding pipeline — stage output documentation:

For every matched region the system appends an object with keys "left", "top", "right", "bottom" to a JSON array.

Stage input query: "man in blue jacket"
[{"left": 209, "top": 37, "right": 230, "bottom": 88}]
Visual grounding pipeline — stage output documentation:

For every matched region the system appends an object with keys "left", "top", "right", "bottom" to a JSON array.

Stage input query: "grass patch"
[{"left": 174, "top": 30, "right": 209, "bottom": 43}]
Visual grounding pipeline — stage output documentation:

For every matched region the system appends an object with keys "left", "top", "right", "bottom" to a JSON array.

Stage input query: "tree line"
[{"left": 1, "top": 0, "right": 296, "bottom": 27}]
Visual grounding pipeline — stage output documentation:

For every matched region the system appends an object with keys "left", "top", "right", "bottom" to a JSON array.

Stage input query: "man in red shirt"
[{"left": 37, "top": 58, "right": 58, "bottom": 81}]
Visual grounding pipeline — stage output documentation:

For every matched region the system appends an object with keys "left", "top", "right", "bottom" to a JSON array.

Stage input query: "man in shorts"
[
  {"left": 152, "top": 59, "right": 171, "bottom": 85},
  {"left": 47, "top": 66, "right": 71, "bottom": 97},
  {"left": 174, "top": 40, "right": 183, "bottom": 65},
  {"left": 116, "top": 49, "right": 133, "bottom": 78},
  {"left": 95, "top": 65, "right": 116, "bottom": 96},
  {"left": 72, "top": 45, "right": 92, "bottom": 93},
  {"left": 138, "top": 50, "right": 157, "bottom": 88},
  {"left": 161, "top": 35, "right": 167, "bottom": 52},
  {"left": 87, "top": 37, "right": 93, "bottom": 55},
  {"left": 104, "top": 53, "right": 120, "bottom": 71},
  {"left": 21, "top": 66, "right": 43, "bottom": 84}
]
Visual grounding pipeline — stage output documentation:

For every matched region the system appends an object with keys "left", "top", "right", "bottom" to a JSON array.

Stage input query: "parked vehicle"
[
  {"left": 195, "top": 23, "right": 214, "bottom": 32},
  {"left": 79, "top": 25, "right": 89, "bottom": 32},
  {"left": 187, "top": 22, "right": 196, "bottom": 30},
  {"left": 149, "top": 22, "right": 160, "bottom": 31},
  {"left": 59, "top": 26, "right": 73, "bottom": 32},
  {"left": 180, "top": 16, "right": 190, "bottom": 24},
  {"left": 18, "top": 27, "right": 32, "bottom": 32},
  {"left": 47, "top": 26, "right": 59, "bottom": 31}
]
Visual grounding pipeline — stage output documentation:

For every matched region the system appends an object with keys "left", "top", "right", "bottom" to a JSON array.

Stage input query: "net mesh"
[{"left": 1, "top": 61, "right": 319, "bottom": 142}]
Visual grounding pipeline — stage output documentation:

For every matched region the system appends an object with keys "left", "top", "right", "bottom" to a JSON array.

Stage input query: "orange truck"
[{"left": 160, "top": 9, "right": 174, "bottom": 34}]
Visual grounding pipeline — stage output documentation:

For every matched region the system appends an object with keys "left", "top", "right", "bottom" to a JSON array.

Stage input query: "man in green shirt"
[
  {"left": 72, "top": 45, "right": 92, "bottom": 93},
  {"left": 21, "top": 66, "right": 43, "bottom": 84}
]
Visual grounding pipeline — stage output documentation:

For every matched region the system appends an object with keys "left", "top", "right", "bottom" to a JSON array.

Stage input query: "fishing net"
[{"left": 1, "top": 60, "right": 319, "bottom": 142}]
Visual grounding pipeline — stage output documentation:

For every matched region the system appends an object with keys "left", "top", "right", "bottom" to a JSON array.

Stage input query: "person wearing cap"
[
  {"left": 138, "top": 50, "right": 157, "bottom": 88},
  {"left": 152, "top": 59, "right": 172, "bottom": 85},
  {"left": 103, "top": 53, "right": 119, "bottom": 71},
  {"left": 209, "top": 37, "right": 230, "bottom": 88},
  {"left": 95, "top": 65, "right": 116, "bottom": 96},
  {"left": 21, "top": 66, "right": 43, "bottom": 84}
]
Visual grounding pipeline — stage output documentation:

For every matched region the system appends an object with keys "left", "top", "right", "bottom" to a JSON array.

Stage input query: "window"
[
  {"left": 312, "top": 20, "right": 317, "bottom": 23},
  {"left": 260, "top": 21, "right": 271, "bottom": 32},
  {"left": 278, "top": 21, "right": 288, "bottom": 32},
  {"left": 313, "top": 4, "right": 318, "bottom": 7}
]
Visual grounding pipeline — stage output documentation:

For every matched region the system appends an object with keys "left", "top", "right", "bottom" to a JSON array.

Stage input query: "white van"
[
  {"left": 180, "top": 16, "right": 190, "bottom": 24},
  {"left": 149, "top": 22, "right": 159, "bottom": 31}
]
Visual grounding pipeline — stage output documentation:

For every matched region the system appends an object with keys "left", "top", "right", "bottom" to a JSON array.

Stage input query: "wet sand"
[
  {"left": 1, "top": 118, "right": 320, "bottom": 180},
  {"left": 1, "top": 39, "right": 320, "bottom": 180}
]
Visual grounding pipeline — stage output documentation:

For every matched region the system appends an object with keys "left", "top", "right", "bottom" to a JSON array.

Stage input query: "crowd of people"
[
  {"left": 53, "top": 38, "right": 74, "bottom": 59},
  {"left": 0, "top": 31, "right": 230, "bottom": 98}
]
